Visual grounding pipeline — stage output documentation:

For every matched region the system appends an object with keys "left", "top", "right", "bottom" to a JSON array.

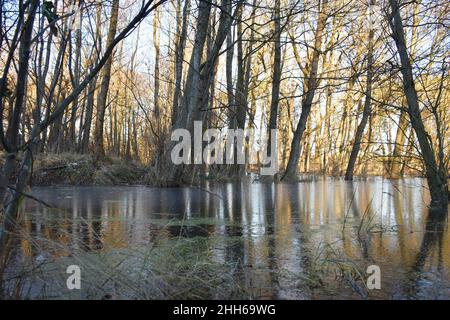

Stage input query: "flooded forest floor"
[
  {"left": 1, "top": 153, "right": 449, "bottom": 300},
  {"left": 1, "top": 179, "right": 449, "bottom": 300}
]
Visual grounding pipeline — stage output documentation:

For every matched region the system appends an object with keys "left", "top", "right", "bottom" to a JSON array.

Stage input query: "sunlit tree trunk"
[
  {"left": 389, "top": 1, "right": 419, "bottom": 178},
  {"left": 169, "top": 0, "right": 235, "bottom": 184},
  {"left": 390, "top": 108, "right": 408, "bottom": 178},
  {"left": 94, "top": 0, "right": 119, "bottom": 157},
  {"left": 283, "top": 0, "right": 328, "bottom": 180},
  {"left": 153, "top": 7, "right": 161, "bottom": 119},
  {"left": 389, "top": 0, "right": 448, "bottom": 208},
  {"left": 344, "top": 0, "right": 375, "bottom": 181},
  {"left": 171, "top": 0, "right": 190, "bottom": 126},
  {"left": 226, "top": 27, "right": 235, "bottom": 128},
  {"left": 68, "top": 0, "right": 84, "bottom": 151}
]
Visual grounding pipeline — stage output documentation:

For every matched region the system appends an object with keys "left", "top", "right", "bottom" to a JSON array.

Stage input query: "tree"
[
  {"left": 282, "top": 0, "right": 328, "bottom": 180},
  {"left": 0, "top": 0, "right": 168, "bottom": 265},
  {"left": 171, "top": 0, "right": 190, "bottom": 126},
  {"left": 94, "top": 0, "right": 120, "bottom": 157},
  {"left": 267, "top": 0, "right": 281, "bottom": 159},
  {"left": 344, "top": 0, "right": 376, "bottom": 180},
  {"left": 389, "top": 0, "right": 448, "bottom": 208},
  {"left": 168, "top": 0, "right": 237, "bottom": 184}
]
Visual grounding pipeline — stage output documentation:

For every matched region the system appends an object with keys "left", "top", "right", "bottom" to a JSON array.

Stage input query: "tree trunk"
[
  {"left": 226, "top": 27, "right": 235, "bottom": 128},
  {"left": 168, "top": 0, "right": 235, "bottom": 184},
  {"left": 0, "top": 0, "right": 38, "bottom": 207},
  {"left": 283, "top": 0, "right": 328, "bottom": 180},
  {"left": 68, "top": 0, "right": 84, "bottom": 151},
  {"left": 153, "top": 7, "right": 161, "bottom": 119},
  {"left": 94, "top": 0, "right": 119, "bottom": 157},
  {"left": 233, "top": 6, "right": 247, "bottom": 177},
  {"left": 171, "top": 0, "right": 190, "bottom": 126},
  {"left": 267, "top": 0, "right": 281, "bottom": 157},
  {"left": 389, "top": 0, "right": 448, "bottom": 208},
  {"left": 80, "top": 2, "right": 102, "bottom": 153},
  {"left": 344, "top": 0, "right": 375, "bottom": 181},
  {"left": 390, "top": 108, "right": 408, "bottom": 178},
  {"left": 0, "top": 0, "right": 38, "bottom": 264}
]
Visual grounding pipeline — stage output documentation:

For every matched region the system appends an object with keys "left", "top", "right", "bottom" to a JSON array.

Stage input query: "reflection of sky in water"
[{"left": 15, "top": 177, "right": 450, "bottom": 299}]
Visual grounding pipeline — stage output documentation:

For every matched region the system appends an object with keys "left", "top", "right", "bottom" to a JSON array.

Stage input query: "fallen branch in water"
[
  {"left": 7, "top": 186, "right": 55, "bottom": 208},
  {"left": 191, "top": 185, "right": 223, "bottom": 200}
]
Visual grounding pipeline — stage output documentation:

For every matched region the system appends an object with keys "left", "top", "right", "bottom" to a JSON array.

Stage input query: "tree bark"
[
  {"left": 168, "top": 0, "right": 235, "bottom": 184},
  {"left": 94, "top": 0, "right": 120, "bottom": 157},
  {"left": 389, "top": 0, "right": 448, "bottom": 208},
  {"left": 344, "top": 0, "right": 375, "bottom": 181},
  {"left": 80, "top": 2, "right": 102, "bottom": 153},
  {"left": 282, "top": 0, "right": 328, "bottom": 180},
  {"left": 171, "top": 0, "right": 190, "bottom": 126},
  {"left": 267, "top": 0, "right": 281, "bottom": 157},
  {"left": 0, "top": 0, "right": 38, "bottom": 265},
  {"left": 0, "top": 0, "right": 38, "bottom": 207}
]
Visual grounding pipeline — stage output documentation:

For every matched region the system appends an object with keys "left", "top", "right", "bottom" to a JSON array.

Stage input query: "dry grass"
[
  {"left": 1, "top": 233, "right": 251, "bottom": 300},
  {"left": 30, "top": 153, "right": 146, "bottom": 186}
]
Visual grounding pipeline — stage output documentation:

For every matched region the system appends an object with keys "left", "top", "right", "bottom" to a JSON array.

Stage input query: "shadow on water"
[{"left": 7, "top": 178, "right": 450, "bottom": 299}]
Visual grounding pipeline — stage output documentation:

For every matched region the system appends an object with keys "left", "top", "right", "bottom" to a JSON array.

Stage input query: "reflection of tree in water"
[
  {"left": 292, "top": 182, "right": 317, "bottom": 298},
  {"left": 220, "top": 183, "right": 246, "bottom": 294},
  {"left": 402, "top": 208, "right": 447, "bottom": 299},
  {"left": 263, "top": 182, "right": 279, "bottom": 299},
  {"left": 344, "top": 182, "right": 372, "bottom": 261},
  {"left": 13, "top": 181, "right": 449, "bottom": 299}
]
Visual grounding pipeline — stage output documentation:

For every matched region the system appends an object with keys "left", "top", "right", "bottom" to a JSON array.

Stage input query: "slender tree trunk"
[
  {"left": 171, "top": 0, "right": 190, "bottom": 126},
  {"left": 168, "top": 0, "right": 235, "bottom": 184},
  {"left": 267, "top": 0, "right": 281, "bottom": 157},
  {"left": 283, "top": 0, "right": 328, "bottom": 180},
  {"left": 226, "top": 28, "right": 235, "bottom": 128},
  {"left": 0, "top": 0, "right": 38, "bottom": 263},
  {"left": 390, "top": 108, "right": 408, "bottom": 178},
  {"left": 68, "top": 0, "right": 84, "bottom": 150},
  {"left": 344, "top": 0, "right": 375, "bottom": 180},
  {"left": 167, "top": 0, "right": 212, "bottom": 183},
  {"left": 153, "top": 7, "right": 161, "bottom": 119},
  {"left": 94, "top": 0, "right": 119, "bottom": 157},
  {"left": 389, "top": 1, "right": 419, "bottom": 178},
  {"left": 389, "top": 0, "right": 448, "bottom": 208},
  {"left": 80, "top": 79, "right": 96, "bottom": 153},
  {"left": 80, "top": 3, "right": 102, "bottom": 153},
  {"left": 234, "top": 6, "right": 247, "bottom": 177},
  {"left": 0, "top": 0, "right": 38, "bottom": 204}
]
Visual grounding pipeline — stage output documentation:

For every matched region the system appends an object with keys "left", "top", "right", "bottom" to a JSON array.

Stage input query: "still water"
[{"left": 11, "top": 177, "right": 450, "bottom": 299}]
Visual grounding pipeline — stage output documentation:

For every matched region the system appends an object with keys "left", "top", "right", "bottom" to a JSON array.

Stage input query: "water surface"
[{"left": 11, "top": 177, "right": 450, "bottom": 299}]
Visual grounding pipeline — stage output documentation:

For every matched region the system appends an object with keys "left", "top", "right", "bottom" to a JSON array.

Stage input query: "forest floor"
[{"left": 0, "top": 152, "right": 148, "bottom": 186}]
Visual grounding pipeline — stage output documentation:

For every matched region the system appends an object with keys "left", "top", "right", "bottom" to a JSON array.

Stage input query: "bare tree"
[
  {"left": 0, "top": 0, "right": 168, "bottom": 264},
  {"left": 389, "top": 0, "right": 448, "bottom": 208},
  {"left": 345, "top": 0, "right": 376, "bottom": 181},
  {"left": 282, "top": 0, "right": 328, "bottom": 180},
  {"left": 94, "top": 0, "right": 120, "bottom": 157}
]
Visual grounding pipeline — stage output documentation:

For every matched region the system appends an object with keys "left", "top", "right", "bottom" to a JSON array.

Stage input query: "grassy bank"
[{"left": 0, "top": 152, "right": 148, "bottom": 186}]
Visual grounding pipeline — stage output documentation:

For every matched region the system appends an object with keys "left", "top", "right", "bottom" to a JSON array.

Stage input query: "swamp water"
[{"left": 5, "top": 177, "right": 450, "bottom": 299}]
